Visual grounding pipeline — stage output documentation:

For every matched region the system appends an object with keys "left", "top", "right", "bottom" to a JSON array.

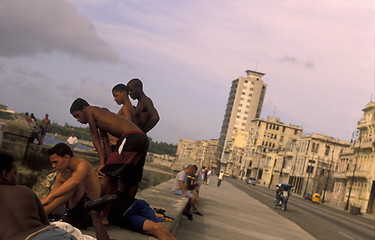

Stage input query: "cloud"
[
  {"left": 0, "top": 0, "right": 119, "bottom": 63},
  {"left": 276, "top": 55, "right": 315, "bottom": 69}
]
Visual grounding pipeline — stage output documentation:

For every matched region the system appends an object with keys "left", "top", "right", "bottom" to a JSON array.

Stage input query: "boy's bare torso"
[
  {"left": 41, "top": 118, "right": 50, "bottom": 128},
  {"left": 59, "top": 158, "right": 101, "bottom": 202},
  {"left": 134, "top": 97, "right": 152, "bottom": 131}
]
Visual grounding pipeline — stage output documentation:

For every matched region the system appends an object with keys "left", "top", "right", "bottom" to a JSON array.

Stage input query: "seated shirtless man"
[
  {"left": 0, "top": 153, "right": 78, "bottom": 240},
  {"left": 41, "top": 143, "right": 109, "bottom": 240},
  {"left": 70, "top": 98, "right": 149, "bottom": 223}
]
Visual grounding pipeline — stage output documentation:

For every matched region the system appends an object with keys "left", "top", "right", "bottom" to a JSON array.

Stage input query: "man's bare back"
[
  {"left": 83, "top": 106, "right": 139, "bottom": 138},
  {"left": 0, "top": 185, "right": 48, "bottom": 240}
]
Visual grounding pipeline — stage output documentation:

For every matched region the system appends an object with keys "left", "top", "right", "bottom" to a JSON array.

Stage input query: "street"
[{"left": 228, "top": 178, "right": 374, "bottom": 240}]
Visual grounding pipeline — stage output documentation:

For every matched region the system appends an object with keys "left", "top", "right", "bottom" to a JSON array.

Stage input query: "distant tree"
[{"left": 0, "top": 104, "right": 7, "bottom": 110}]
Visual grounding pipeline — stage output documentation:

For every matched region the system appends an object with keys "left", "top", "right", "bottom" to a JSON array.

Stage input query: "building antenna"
[{"left": 273, "top": 107, "right": 277, "bottom": 117}]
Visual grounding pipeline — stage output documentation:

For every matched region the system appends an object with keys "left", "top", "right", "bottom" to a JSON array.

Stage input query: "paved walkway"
[{"left": 176, "top": 177, "right": 316, "bottom": 240}]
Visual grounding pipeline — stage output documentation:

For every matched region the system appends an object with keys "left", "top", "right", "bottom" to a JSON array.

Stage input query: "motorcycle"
[{"left": 274, "top": 183, "right": 293, "bottom": 211}]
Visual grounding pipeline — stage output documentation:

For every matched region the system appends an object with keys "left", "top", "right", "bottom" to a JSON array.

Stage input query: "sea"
[{"left": 0, "top": 129, "right": 92, "bottom": 151}]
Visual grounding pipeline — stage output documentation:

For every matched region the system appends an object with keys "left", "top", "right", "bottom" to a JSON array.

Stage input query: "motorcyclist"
[{"left": 275, "top": 183, "right": 284, "bottom": 204}]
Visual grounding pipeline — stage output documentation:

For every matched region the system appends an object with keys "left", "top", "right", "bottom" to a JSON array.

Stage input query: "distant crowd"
[{"left": 23, "top": 112, "right": 50, "bottom": 145}]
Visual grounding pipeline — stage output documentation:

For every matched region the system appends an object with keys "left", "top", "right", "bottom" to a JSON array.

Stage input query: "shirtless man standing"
[
  {"left": 127, "top": 78, "right": 160, "bottom": 133},
  {"left": 38, "top": 113, "right": 51, "bottom": 145},
  {"left": 0, "top": 153, "right": 79, "bottom": 240},
  {"left": 41, "top": 143, "right": 109, "bottom": 240},
  {"left": 70, "top": 98, "right": 149, "bottom": 223}
]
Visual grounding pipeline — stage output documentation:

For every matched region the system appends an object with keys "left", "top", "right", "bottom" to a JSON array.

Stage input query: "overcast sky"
[{"left": 0, "top": 0, "right": 374, "bottom": 144}]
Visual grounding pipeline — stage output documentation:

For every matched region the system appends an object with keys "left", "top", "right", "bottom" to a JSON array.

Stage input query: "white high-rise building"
[{"left": 216, "top": 70, "right": 267, "bottom": 169}]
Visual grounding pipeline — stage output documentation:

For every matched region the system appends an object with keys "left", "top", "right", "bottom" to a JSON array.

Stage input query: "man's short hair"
[
  {"left": 70, "top": 98, "right": 90, "bottom": 114},
  {"left": 128, "top": 78, "right": 143, "bottom": 89},
  {"left": 193, "top": 165, "right": 198, "bottom": 171},
  {"left": 112, "top": 84, "right": 128, "bottom": 93},
  {"left": 185, "top": 164, "right": 195, "bottom": 170},
  {"left": 48, "top": 143, "right": 73, "bottom": 158},
  {"left": 0, "top": 153, "right": 15, "bottom": 172}
]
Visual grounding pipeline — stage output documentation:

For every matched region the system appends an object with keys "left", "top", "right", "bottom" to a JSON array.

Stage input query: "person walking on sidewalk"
[
  {"left": 172, "top": 165, "right": 198, "bottom": 220},
  {"left": 217, "top": 170, "right": 224, "bottom": 187}
]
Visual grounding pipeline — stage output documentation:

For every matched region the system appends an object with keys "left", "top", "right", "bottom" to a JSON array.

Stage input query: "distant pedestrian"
[
  {"left": 206, "top": 168, "right": 212, "bottom": 184},
  {"left": 127, "top": 78, "right": 159, "bottom": 133},
  {"left": 38, "top": 114, "right": 50, "bottom": 145},
  {"left": 66, "top": 132, "right": 78, "bottom": 150},
  {"left": 217, "top": 170, "right": 224, "bottom": 187}
]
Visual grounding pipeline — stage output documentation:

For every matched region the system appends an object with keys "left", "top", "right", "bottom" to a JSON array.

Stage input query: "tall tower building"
[{"left": 216, "top": 70, "right": 267, "bottom": 169}]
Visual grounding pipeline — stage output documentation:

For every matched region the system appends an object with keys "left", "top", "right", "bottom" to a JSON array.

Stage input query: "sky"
[{"left": 0, "top": 0, "right": 374, "bottom": 144}]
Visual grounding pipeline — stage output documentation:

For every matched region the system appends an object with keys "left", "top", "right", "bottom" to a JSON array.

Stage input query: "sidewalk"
[{"left": 176, "top": 178, "right": 316, "bottom": 240}]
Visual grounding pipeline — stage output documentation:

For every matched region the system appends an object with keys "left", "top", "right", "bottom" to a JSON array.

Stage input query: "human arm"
[
  {"left": 100, "top": 130, "right": 111, "bottom": 160},
  {"left": 41, "top": 163, "right": 88, "bottom": 205},
  {"left": 86, "top": 108, "right": 106, "bottom": 168},
  {"left": 142, "top": 98, "right": 159, "bottom": 133},
  {"left": 35, "top": 194, "right": 49, "bottom": 225},
  {"left": 178, "top": 180, "right": 191, "bottom": 198}
]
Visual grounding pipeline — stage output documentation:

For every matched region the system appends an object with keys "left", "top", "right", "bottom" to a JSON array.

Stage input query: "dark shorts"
[
  {"left": 40, "top": 127, "right": 48, "bottom": 135},
  {"left": 120, "top": 199, "right": 164, "bottom": 233},
  {"left": 63, "top": 195, "right": 91, "bottom": 229},
  {"left": 101, "top": 131, "right": 149, "bottom": 184}
]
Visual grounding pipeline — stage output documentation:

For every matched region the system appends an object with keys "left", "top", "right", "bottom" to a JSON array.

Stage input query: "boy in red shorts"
[{"left": 70, "top": 98, "right": 149, "bottom": 223}]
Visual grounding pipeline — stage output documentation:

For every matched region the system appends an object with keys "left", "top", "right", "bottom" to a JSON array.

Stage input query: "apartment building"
[
  {"left": 216, "top": 70, "right": 267, "bottom": 171},
  {"left": 243, "top": 116, "right": 303, "bottom": 186},
  {"left": 290, "top": 134, "right": 350, "bottom": 201},
  {"left": 173, "top": 138, "right": 219, "bottom": 171},
  {"left": 332, "top": 101, "right": 375, "bottom": 214}
]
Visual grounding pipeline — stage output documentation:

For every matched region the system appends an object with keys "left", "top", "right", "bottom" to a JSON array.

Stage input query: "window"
[{"left": 325, "top": 145, "right": 330, "bottom": 156}]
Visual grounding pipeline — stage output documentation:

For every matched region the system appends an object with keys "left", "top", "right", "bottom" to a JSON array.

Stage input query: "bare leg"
[
  {"left": 158, "top": 222, "right": 176, "bottom": 240},
  {"left": 119, "top": 181, "right": 138, "bottom": 198},
  {"left": 143, "top": 220, "right": 175, "bottom": 240},
  {"left": 100, "top": 176, "right": 119, "bottom": 225},
  {"left": 90, "top": 210, "right": 110, "bottom": 240}
]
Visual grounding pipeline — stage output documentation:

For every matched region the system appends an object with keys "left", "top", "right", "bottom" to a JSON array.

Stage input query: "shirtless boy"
[
  {"left": 127, "top": 78, "right": 160, "bottom": 133},
  {"left": 70, "top": 98, "right": 149, "bottom": 221},
  {"left": 41, "top": 143, "right": 109, "bottom": 240},
  {"left": 110, "top": 84, "right": 136, "bottom": 147},
  {"left": 0, "top": 153, "right": 78, "bottom": 240},
  {"left": 112, "top": 83, "right": 136, "bottom": 122},
  {"left": 38, "top": 113, "right": 51, "bottom": 145}
]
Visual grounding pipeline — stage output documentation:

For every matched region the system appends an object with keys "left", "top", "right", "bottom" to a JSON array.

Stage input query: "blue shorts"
[
  {"left": 32, "top": 227, "right": 77, "bottom": 240},
  {"left": 121, "top": 199, "right": 164, "bottom": 233},
  {"left": 173, "top": 189, "right": 194, "bottom": 198}
]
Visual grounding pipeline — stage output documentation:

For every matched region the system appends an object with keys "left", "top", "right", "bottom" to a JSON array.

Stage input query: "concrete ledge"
[{"left": 82, "top": 179, "right": 188, "bottom": 240}]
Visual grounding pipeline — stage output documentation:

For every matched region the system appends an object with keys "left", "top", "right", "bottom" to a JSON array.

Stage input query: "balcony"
[{"left": 333, "top": 172, "right": 347, "bottom": 179}]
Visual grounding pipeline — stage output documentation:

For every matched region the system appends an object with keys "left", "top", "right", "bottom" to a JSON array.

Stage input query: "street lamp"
[
  {"left": 303, "top": 141, "right": 315, "bottom": 197},
  {"left": 344, "top": 129, "right": 361, "bottom": 211},
  {"left": 322, "top": 144, "right": 335, "bottom": 203}
]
